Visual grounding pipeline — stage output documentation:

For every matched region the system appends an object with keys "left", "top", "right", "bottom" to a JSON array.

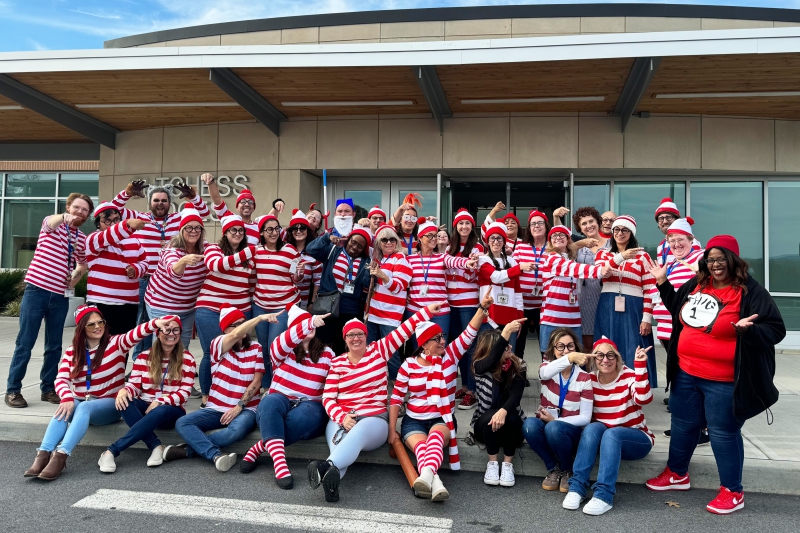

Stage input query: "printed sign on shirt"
[{"left": 680, "top": 292, "right": 723, "bottom": 333}]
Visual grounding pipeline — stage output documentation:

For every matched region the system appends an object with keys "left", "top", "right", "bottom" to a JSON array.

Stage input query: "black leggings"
[
  {"left": 474, "top": 408, "right": 524, "bottom": 457},
  {"left": 514, "top": 308, "right": 541, "bottom": 360}
]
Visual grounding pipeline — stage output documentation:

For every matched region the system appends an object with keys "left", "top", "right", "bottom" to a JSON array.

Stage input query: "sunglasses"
[
  {"left": 85, "top": 319, "right": 106, "bottom": 330},
  {"left": 380, "top": 237, "right": 398, "bottom": 244},
  {"left": 290, "top": 225, "right": 308, "bottom": 233}
]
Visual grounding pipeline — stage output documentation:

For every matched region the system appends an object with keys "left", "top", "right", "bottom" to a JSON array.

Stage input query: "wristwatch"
[{"left": 237, "top": 400, "right": 246, "bottom": 408}]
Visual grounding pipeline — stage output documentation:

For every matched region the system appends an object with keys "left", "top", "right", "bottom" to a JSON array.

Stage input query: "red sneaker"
[
  {"left": 645, "top": 467, "right": 691, "bottom": 491},
  {"left": 455, "top": 389, "right": 466, "bottom": 401},
  {"left": 706, "top": 487, "right": 744, "bottom": 515},
  {"left": 457, "top": 393, "right": 477, "bottom": 410}
]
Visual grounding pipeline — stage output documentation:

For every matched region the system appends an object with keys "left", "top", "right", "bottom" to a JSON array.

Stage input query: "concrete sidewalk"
[{"left": 2, "top": 316, "right": 799, "bottom": 495}]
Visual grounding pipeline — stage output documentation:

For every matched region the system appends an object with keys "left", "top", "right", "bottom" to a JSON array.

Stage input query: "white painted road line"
[{"left": 73, "top": 489, "right": 453, "bottom": 533}]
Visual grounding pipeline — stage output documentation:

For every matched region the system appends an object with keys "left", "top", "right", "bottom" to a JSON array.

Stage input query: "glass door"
[
  {"left": 391, "top": 181, "right": 438, "bottom": 220},
  {"left": 332, "top": 180, "right": 391, "bottom": 220}
]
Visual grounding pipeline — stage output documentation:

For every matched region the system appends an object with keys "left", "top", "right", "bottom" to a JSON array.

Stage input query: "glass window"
[
  {"left": 690, "top": 181, "right": 764, "bottom": 283},
  {"left": 2, "top": 200, "right": 56, "bottom": 269},
  {"left": 58, "top": 199, "right": 97, "bottom": 236},
  {"left": 574, "top": 183, "right": 610, "bottom": 215},
  {"left": 768, "top": 182, "right": 800, "bottom": 293},
  {"left": 343, "top": 189, "right": 383, "bottom": 221},
  {"left": 773, "top": 297, "right": 800, "bottom": 331},
  {"left": 5, "top": 173, "right": 57, "bottom": 197},
  {"left": 59, "top": 173, "right": 99, "bottom": 197},
  {"left": 614, "top": 182, "right": 686, "bottom": 259},
  {"left": 397, "top": 189, "right": 437, "bottom": 219}
]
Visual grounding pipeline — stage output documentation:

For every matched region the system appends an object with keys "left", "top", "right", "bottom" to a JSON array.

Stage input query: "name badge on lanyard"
[
  {"left": 343, "top": 283, "right": 355, "bottom": 294},
  {"left": 343, "top": 253, "right": 356, "bottom": 294},
  {"left": 156, "top": 368, "right": 168, "bottom": 400},
  {"left": 615, "top": 259, "right": 626, "bottom": 312},
  {"left": 419, "top": 255, "right": 432, "bottom": 297},
  {"left": 568, "top": 278, "right": 577, "bottom": 304},
  {"left": 496, "top": 287, "right": 509, "bottom": 306}
]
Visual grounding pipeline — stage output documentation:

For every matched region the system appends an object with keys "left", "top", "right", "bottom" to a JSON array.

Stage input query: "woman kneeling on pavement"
[
  {"left": 24, "top": 305, "right": 163, "bottom": 480},
  {"left": 644, "top": 235, "right": 785, "bottom": 515},
  {"left": 98, "top": 316, "right": 195, "bottom": 472},
  {"left": 389, "top": 293, "right": 493, "bottom": 501},
  {"left": 563, "top": 338, "right": 653, "bottom": 516},
  {"left": 307, "top": 301, "right": 442, "bottom": 503},
  {"left": 470, "top": 319, "right": 528, "bottom": 488},
  {"left": 240, "top": 305, "right": 334, "bottom": 489},
  {"left": 523, "top": 327, "right": 593, "bottom": 493},
  {"left": 163, "top": 305, "right": 280, "bottom": 472}
]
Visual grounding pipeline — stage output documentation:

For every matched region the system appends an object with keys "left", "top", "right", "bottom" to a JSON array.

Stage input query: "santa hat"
[
  {"left": 548, "top": 225, "right": 571, "bottom": 240},
  {"left": 289, "top": 209, "right": 311, "bottom": 228},
  {"left": 484, "top": 221, "right": 508, "bottom": 241},
  {"left": 415, "top": 321, "right": 443, "bottom": 346},
  {"left": 219, "top": 304, "right": 245, "bottom": 331},
  {"left": 416, "top": 217, "right": 438, "bottom": 239},
  {"left": 286, "top": 303, "right": 311, "bottom": 330},
  {"left": 528, "top": 210, "right": 548, "bottom": 224},
  {"left": 706, "top": 234, "right": 740, "bottom": 257},
  {"left": 180, "top": 208, "right": 203, "bottom": 229},
  {"left": 592, "top": 336, "right": 619, "bottom": 353},
  {"left": 367, "top": 206, "right": 387, "bottom": 220},
  {"left": 655, "top": 197, "right": 680, "bottom": 220},
  {"left": 667, "top": 217, "right": 695, "bottom": 237},
  {"left": 499, "top": 213, "right": 521, "bottom": 226},
  {"left": 258, "top": 214, "right": 279, "bottom": 232},
  {"left": 349, "top": 224, "right": 373, "bottom": 248},
  {"left": 74, "top": 304, "right": 101, "bottom": 325},
  {"left": 236, "top": 189, "right": 256, "bottom": 208},
  {"left": 452, "top": 208, "right": 475, "bottom": 228},
  {"left": 93, "top": 202, "right": 119, "bottom": 218},
  {"left": 220, "top": 214, "right": 244, "bottom": 234},
  {"left": 612, "top": 215, "right": 636, "bottom": 236},
  {"left": 342, "top": 317, "right": 367, "bottom": 338}
]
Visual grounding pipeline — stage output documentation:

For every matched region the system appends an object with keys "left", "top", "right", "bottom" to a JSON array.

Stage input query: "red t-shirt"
[{"left": 677, "top": 284, "right": 742, "bottom": 382}]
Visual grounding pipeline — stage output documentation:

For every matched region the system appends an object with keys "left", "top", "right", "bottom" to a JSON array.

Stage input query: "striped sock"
[
  {"left": 243, "top": 439, "right": 266, "bottom": 463},
  {"left": 265, "top": 438, "right": 290, "bottom": 479},
  {"left": 421, "top": 431, "right": 445, "bottom": 473},
  {"left": 413, "top": 440, "right": 428, "bottom": 474}
]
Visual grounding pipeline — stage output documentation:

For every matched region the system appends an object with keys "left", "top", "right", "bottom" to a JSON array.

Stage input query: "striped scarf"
[{"left": 422, "top": 351, "right": 460, "bottom": 470}]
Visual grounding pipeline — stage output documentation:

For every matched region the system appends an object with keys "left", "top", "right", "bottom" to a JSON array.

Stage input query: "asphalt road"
[{"left": 1, "top": 440, "right": 798, "bottom": 533}]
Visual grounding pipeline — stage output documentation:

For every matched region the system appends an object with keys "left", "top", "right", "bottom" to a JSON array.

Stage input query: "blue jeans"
[
  {"left": 132, "top": 277, "right": 152, "bottom": 360},
  {"left": 256, "top": 393, "right": 328, "bottom": 444},
  {"left": 404, "top": 310, "right": 450, "bottom": 354},
  {"left": 195, "top": 307, "right": 252, "bottom": 395},
  {"left": 175, "top": 407, "right": 257, "bottom": 462},
  {"left": 569, "top": 422, "right": 652, "bottom": 505},
  {"left": 523, "top": 418, "right": 585, "bottom": 472},
  {"left": 252, "top": 304, "right": 289, "bottom": 389},
  {"left": 146, "top": 304, "right": 196, "bottom": 350},
  {"left": 39, "top": 398, "right": 120, "bottom": 455},
  {"left": 451, "top": 307, "right": 477, "bottom": 392},
  {"left": 108, "top": 398, "right": 185, "bottom": 456},
  {"left": 7, "top": 283, "right": 70, "bottom": 394},
  {"left": 667, "top": 368, "right": 745, "bottom": 492},
  {"left": 368, "top": 321, "right": 400, "bottom": 380},
  {"left": 539, "top": 324, "right": 582, "bottom": 354}
]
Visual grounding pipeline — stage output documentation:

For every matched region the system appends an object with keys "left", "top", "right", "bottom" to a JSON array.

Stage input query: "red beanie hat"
[
  {"left": 666, "top": 217, "right": 694, "bottom": 237},
  {"left": 548, "top": 225, "right": 571, "bottom": 241},
  {"left": 452, "top": 208, "right": 475, "bottom": 228},
  {"left": 258, "top": 214, "right": 279, "bottom": 232},
  {"left": 415, "top": 321, "right": 443, "bottom": 346},
  {"left": 342, "top": 318, "right": 367, "bottom": 339},
  {"left": 349, "top": 225, "right": 373, "bottom": 248},
  {"left": 289, "top": 209, "right": 311, "bottom": 229},
  {"left": 592, "top": 336, "right": 619, "bottom": 353},
  {"left": 706, "top": 234, "right": 740, "bottom": 257},
  {"left": 499, "top": 213, "right": 521, "bottom": 227},
  {"left": 180, "top": 208, "right": 203, "bottom": 230},
  {"left": 93, "top": 202, "right": 119, "bottom": 218},
  {"left": 74, "top": 304, "right": 101, "bottom": 325},
  {"left": 416, "top": 217, "right": 437, "bottom": 239},
  {"left": 528, "top": 210, "right": 548, "bottom": 224},
  {"left": 655, "top": 197, "right": 680, "bottom": 220},
  {"left": 367, "top": 206, "right": 387, "bottom": 220},
  {"left": 484, "top": 221, "right": 508, "bottom": 242},
  {"left": 220, "top": 214, "right": 244, "bottom": 234},
  {"left": 219, "top": 304, "right": 245, "bottom": 331},
  {"left": 286, "top": 303, "right": 312, "bottom": 330},
  {"left": 236, "top": 189, "right": 256, "bottom": 208}
]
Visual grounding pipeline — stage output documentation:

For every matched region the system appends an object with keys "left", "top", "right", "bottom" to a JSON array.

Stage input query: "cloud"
[
  {"left": 26, "top": 38, "right": 48, "bottom": 51},
  {"left": 68, "top": 9, "right": 122, "bottom": 20}
]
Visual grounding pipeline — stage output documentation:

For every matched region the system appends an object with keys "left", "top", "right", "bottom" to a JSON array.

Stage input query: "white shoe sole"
[
  {"left": 484, "top": 478, "right": 500, "bottom": 486},
  {"left": 413, "top": 476, "right": 432, "bottom": 498},
  {"left": 98, "top": 455, "right": 116, "bottom": 473},
  {"left": 563, "top": 493, "right": 583, "bottom": 510},
  {"left": 499, "top": 480, "right": 515, "bottom": 487},
  {"left": 431, "top": 488, "right": 449, "bottom": 501},
  {"left": 646, "top": 482, "right": 691, "bottom": 491},
  {"left": 215, "top": 453, "right": 237, "bottom": 472},
  {"left": 707, "top": 502, "right": 744, "bottom": 514}
]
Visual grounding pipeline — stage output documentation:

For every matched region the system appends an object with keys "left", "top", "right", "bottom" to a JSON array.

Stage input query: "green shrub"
[
  {"left": 1, "top": 295, "right": 22, "bottom": 317},
  {"left": 74, "top": 272, "right": 88, "bottom": 298},
  {"left": 0, "top": 269, "right": 26, "bottom": 309}
]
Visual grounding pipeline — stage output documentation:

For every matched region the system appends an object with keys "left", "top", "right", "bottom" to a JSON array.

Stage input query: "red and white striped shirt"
[
  {"left": 591, "top": 360, "right": 654, "bottom": 445},
  {"left": 124, "top": 351, "right": 197, "bottom": 408},
  {"left": 269, "top": 317, "right": 335, "bottom": 401},
  {"left": 207, "top": 336, "right": 265, "bottom": 413},
  {"left": 651, "top": 249, "right": 704, "bottom": 340},
  {"left": 54, "top": 320, "right": 157, "bottom": 402},
  {"left": 595, "top": 249, "right": 657, "bottom": 322},
  {"left": 323, "top": 307, "right": 432, "bottom": 424},
  {"left": 112, "top": 189, "right": 210, "bottom": 274},
  {"left": 540, "top": 252, "right": 603, "bottom": 328},
  {"left": 368, "top": 253, "right": 412, "bottom": 327},
  {"left": 197, "top": 244, "right": 256, "bottom": 312},
  {"left": 481, "top": 214, "right": 523, "bottom": 254},
  {"left": 539, "top": 357, "right": 593, "bottom": 423},
  {"left": 390, "top": 325, "right": 478, "bottom": 419},
  {"left": 296, "top": 252, "right": 322, "bottom": 308},
  {"left": 85, "top": 222, "right": 148, "bottom": 305},
  {"left": 253, "top": 244, "right": 301, "bottom": 309},
  {"left": 407, "top": 253, "right": 470, "bottom": 315},
  {"left": 332, "top": 252, "right": 364, "bottom": 292},
  {"left": 212, "top": 202, "right": 260, "bottom": 245},
  {"left": 446, "top": 243, "right": 484, "bottom": 308},
  {"left": 656, "top": 237, "right": 702, "bottom": 266},
  {"left": 145, "top": 247, "right": 209, "bottom": 314},
  {"left": 513, "top": 242, "right": 548, "bottom": 310},
  {"left": 25, "top": 217, "right": 87, "bottom": 295},
  {"left": 477, "top": 255, "right": 524, "bottom": 327}
]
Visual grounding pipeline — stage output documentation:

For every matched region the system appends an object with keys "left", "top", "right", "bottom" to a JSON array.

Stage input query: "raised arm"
[
  {"left": 218, "top": 311, "right": 284, "bottom": 355},
  {"left": 375, "top": 304, "right": 435, "bottom": 359},
  {"left": 305, "top": 233, "right": 335, "bottom": 263},
  {"left": 270, "top": 314, "right": 327, "bottom": 367},
  {"left": 116, "top": 316, "right": 174, "bottom": 354},
  {"left": 631, "top": 347, "right": 653, "bottom": 406}
]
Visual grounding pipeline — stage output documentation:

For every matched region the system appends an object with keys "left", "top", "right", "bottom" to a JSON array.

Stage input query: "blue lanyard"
[
  {"left": 532, "top": 245, "right": 546, "bottom": 283},
  {"left": 343, "top": 252, "right": 356, "bottom": 283},
  {"left": 84, "top": 347, "right": 92, "bottom": 394},
  {"left": 661, "top": 240, "right": 670, "bottom": 265},
  {"left": 402, "top": 234, "right": 414, "bottom": 255},
  {"left": 149, "top": 214, "right": 167, "bottom": 242},
  {"left": 419, "top": 253, "right": 432, "bottom": 284},
  {"left": 666, "top": 260, "right": 679, "bottom": 277},
  {"left": 558, "top": 366, "right": 575, "bottom": 410},
  {"left": 65, "top": 224, "right": 79, "bottom": 271}
]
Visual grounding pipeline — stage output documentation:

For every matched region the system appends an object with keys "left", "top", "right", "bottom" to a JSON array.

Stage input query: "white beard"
[{"left": 334, "top": 216, "right": 353, "bottom": 237}]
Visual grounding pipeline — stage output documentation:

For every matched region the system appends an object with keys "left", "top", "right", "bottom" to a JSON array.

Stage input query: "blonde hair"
[
  {"left": 147, "top": 333, "right": 185, "bottom": 387},
  {"left": 374, "top": 226, "right": 400, "bottom": 260},
  {"left": 168, "top": 225, "right": 205, "bottom": 254},
  {"left": 589, "top": 341, "right": 624, "bottom": 375}
]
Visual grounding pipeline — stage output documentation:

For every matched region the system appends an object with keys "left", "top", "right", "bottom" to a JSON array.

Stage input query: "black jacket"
[
  {"left": 659, "top": 275, "right": 785, "bottom": 422},
  {"left": 473, "top": 336, "right": 529, "bottom": 414}
]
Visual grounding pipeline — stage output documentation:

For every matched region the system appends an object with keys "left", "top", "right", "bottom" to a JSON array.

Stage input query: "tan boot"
[
  {"left": 431, "top": 474, "right": 449, "bottom": 502},
  {"left": 38, "top": 451, "right": 68, "bottom": 481},
  {"left": 24, "top": 451, "right": 51, "bottom": 478}
]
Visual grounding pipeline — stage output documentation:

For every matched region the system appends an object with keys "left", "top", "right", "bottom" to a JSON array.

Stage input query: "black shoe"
[
  {"left": 276, "top": 475, "right": 294, "bottom": 490},
  {"left": 663, "top": 397, "right": 669, "bottom": 405},
  {"left": 240, "top": 459, "right": 258, "bottom": 474},
  {"left": 663, "top": 430, "right": 671, "bottom": 438},
  {"left": 5, "top": 392, "right": 28, "bottom": 408},
  {"left": 163, "top": 444, "right": 188, "bottom": 462},
  {"left": 698, "top": 429, "right": 710, "bottom": 446},
  {"left": 41, "top": 390, "right": 60, "bottom": 404},
  {"left": 307, "top": 460, "right": 330, "bottom": 490},
  {"left": 322, "top": 465, "right": 340, "bottom": 503}
]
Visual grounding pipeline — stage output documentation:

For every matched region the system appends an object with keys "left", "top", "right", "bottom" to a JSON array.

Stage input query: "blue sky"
[{"left": 1, "top": 0, "right": 799, "bottom": 52}]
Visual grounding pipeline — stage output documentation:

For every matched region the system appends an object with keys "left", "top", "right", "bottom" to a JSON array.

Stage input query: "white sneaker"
[
  {"left": 214, "top": 452, "right": 237, "bottom": 472},
  {"left": 583, "top": 497, "right": 613, "bottom": 516},
  {"left": 499, "top": 462, "right": 515, "bottom": 487},
  {"left": 413, "top": 466, "right": 434, "bottom": 498},
  {"left": 98, "top": 450, "right": 116, "bottom": 473},
  {"left": 147, "top": 445, "right": 164, "bottom": 467},
  {"left": 484, "top": 461, "right": 500, "bottom": 486},
  {"left": 431, "top": 474, "right": 449, "bottom": 502},
  {"left": 563, "top": 491, "right": 584, "bottom": 510}
]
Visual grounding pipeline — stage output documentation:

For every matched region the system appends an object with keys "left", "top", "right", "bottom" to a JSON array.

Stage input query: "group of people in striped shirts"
[{"left": 6, "top": 181, "right": 785, "bottom": 517}]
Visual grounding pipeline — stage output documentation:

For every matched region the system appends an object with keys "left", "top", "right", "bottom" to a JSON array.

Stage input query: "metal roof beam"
[
  {"left": 414, "top": 66, "right": 452, "bottom": 134},
  {"left": 209, "top": 68, "right": 285, "bottom": 137},
  {"left": 0, "top": 74, "right": 119, "bottom": 149},
  {"left": 614, "top": 57, "right": 661, "bottom": 133}
]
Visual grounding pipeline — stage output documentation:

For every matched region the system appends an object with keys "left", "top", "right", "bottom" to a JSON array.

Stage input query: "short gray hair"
[
  {"left": 374, "top": 226, "right": 400, "bottom": 260},
  {"left": 148, "top": 185, "right": 172, "bottom": 202}
]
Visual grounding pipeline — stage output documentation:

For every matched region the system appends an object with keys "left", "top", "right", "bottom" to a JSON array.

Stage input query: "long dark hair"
[
  {"left": 543, "top": 327, "right": 583, "bottom": 362},
  {"left": 609, "top": 232, "right": 639, "bottom": 253},
  {"left": 284, "top": 222, "right": 311, "bottom": 251},
  {"left": 471, "top": 329, "right": 525, "bottom": 388},
  {"left": 260, "top": 221, "right": 284, "bottom": 250},
  {"left": 697, "top": 247, "right": 749, "bottom": 294},
  {"left": 448, "top": 221, "right": 479, "bottom": 258},
  {"left": 395, "top": 206, "right": 418, "bottom": 238},
  {"left": 525, "top": 214, "right": 552, "bottom": 247},
  {"left": 486, "top": 244, "right": 511, "bottom": 271},
  {"left": 294, "top": 337, "right": 327, "bottom": 365},
  {"left": 219, "top": 231, "right": 249, "bottom": 256},
  {"left": 70, "top": 312, "right": 111, "bottom": 379}
]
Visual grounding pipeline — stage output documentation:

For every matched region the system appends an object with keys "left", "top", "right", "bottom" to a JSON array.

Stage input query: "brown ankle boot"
[
  {"left": 24, "top": 451, "right": 51, "bottom": 478},
  {"left": 38, "top": 451, "right": 68, "bottom": 481}
]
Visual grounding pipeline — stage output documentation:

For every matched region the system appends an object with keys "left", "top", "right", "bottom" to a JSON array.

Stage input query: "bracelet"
[{"left": 272, "top": 198, "right": 284, "bottom": 209}]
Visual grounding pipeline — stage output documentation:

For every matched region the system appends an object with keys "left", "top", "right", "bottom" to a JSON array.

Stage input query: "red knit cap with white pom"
[{"left": 654, "top": 197, "right": 680, "bottom": 220}]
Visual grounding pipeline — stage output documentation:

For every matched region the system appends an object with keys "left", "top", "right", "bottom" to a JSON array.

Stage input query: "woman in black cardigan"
[{"left": 643, "top": 234, "right": 785, "bottom": 515}]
